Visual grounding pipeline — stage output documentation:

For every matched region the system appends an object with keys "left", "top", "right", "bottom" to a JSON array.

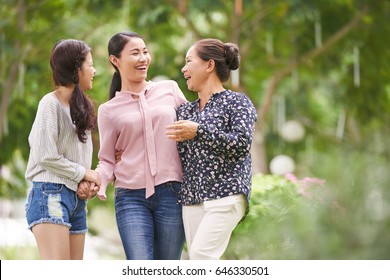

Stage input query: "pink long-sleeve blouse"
[{"left": 96, "top": 80, "right": 187, "bottom": 199}]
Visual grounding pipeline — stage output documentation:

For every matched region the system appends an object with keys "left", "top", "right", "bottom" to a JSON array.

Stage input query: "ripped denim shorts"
[{"left": 25, "top": 182, "right": 88, "bottom": 234}]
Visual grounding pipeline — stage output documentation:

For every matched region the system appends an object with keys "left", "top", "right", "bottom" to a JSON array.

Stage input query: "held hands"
[
  {"left": 77, "top": 180, "right": 100, "bottom": 200},
  {"left": 83, "top": 169, "right": 100, "bottom": 186},
  {"left": 165, "top": 120, "right": 199, "bottom": 142},
  {"left": 77, "top": 169, "right": 101, "bottom": 200}
]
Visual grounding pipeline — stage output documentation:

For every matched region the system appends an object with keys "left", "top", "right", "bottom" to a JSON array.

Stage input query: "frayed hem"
[
  {"left": 28, "top": 218, "right": 71, "bottom": 231},
  {"left": 70, "top": 228, "right": 88, "bottom": 235}
]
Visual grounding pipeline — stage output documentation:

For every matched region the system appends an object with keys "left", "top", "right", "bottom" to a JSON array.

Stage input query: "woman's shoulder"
[
  {"left": 38, "top": 92, "right": 61, "bottom": 109},
  {"left": 40, "top": 91, "right": 57, "bottom": 102},
  {"left": 225, "top": 90, "right": 254, "bottom": 106},
  {"left": 177, "top": 98, "right": 196, "bottom": 111},
  {"left": 149, "top": 79, "right": 179, "bottom": 90},
  {"left": 98, "top": 92, "right": 125, "bottom": 107},
  {"left": 33, "top": 92, "right": 64, "bottom": 121},
  {"left": 152, "top": 79, "right": 178, "bottom": 85},
  {"left": 226, "top": 89, "right": 247, "bottom": 98},
  {"left": 97, "top": 98, "right": 115, "bottom": 113}
]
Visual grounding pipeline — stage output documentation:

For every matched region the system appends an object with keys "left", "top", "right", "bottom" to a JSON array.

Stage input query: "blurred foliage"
[
  {"left": 225, "top": 145, "right": 390, "bottom": 259},
  {"left": 0, "top": 245, "right": 39, "bottom": 260}
]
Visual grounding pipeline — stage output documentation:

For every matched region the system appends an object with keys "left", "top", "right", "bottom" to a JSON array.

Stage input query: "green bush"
[{"left": 225, "top": 148, "right": 390, "bottom": 260}]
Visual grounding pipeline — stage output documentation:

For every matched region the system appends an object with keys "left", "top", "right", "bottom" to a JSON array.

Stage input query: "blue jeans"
[
  {"left": 114, "top": 181, "right": 185, "bottom": 260},
  {"left": 25, "top": 182, "right": 87, "bottom": 234}
]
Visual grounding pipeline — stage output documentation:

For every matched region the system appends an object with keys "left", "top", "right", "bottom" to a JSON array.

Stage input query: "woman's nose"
[{"left": 139, "top": 54, "right": 147, "bottom": 61}]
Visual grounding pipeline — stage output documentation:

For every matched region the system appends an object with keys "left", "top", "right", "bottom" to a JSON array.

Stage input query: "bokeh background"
[{"left": 1, "top": 0, "right": 390, "bottom": 259}]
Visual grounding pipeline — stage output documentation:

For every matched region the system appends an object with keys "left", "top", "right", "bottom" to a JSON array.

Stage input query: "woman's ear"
[
  {"left": 206, "top": 59, "right": 215, "bottom": 73},
  {"left": 109, "top": 55, "right": 119, "bottom": 67}
]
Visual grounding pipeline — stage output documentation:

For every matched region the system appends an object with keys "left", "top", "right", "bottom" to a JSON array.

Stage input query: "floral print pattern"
[{"left": 177, "top": 90, "right": 257, "bottom": 205}]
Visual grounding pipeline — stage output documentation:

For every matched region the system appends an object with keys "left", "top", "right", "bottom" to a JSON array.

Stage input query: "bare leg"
[
  {"left": 32, "top": 223, "right": 70, "bottom": 260},
  {"left": 70, "top": 233, "right": 86, "bottom": 260}
]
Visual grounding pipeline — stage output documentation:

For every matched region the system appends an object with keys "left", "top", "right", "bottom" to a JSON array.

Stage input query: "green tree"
[
  {"left": 0, "top": 0, "right": 126, "bottom": 196},
  {"left": 120, "top": 0, "right": 390, "bottom": 173}
]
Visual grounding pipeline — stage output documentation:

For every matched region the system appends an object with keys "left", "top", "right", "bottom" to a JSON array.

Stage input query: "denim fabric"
[
  {"left": 114, "top": 181, "right": 185, "bottom": 260},
  {"left": 25, "top": 182, "right": 87, "bottom": 234}
]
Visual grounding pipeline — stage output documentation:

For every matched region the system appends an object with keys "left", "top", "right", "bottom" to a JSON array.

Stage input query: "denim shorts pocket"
[
  {"left": 41, "top": 183, "right": 64, "bottom": 195},
  {"left": 167, "top": 181, "right": 182, "bottom": 194},
  {"left": 25, "top": 188, "right": 34, "bottom": 214}
]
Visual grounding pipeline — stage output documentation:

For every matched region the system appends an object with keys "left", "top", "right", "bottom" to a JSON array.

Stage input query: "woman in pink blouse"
[{"left": 95, "top": 31, "right": 187, "bottom": 260}]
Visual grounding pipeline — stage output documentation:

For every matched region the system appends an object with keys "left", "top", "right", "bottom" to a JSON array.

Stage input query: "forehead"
[
  {"left": 123, "top": 37, "right": 147, "bottom": 51},
  {"left": 84, "top": 52, "right": 92, "bottom": 61},
  {"left": 185, "top": 46, "right": 197, "bottom": 58}
]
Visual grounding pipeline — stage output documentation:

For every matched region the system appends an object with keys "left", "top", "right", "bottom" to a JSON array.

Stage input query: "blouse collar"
[{"left": 115, "top": 81, "right": 155, "bottom": 98}]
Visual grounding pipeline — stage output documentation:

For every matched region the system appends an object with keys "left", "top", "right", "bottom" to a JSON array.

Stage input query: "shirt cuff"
[{"left": 73, "top": 165, "right": 86, "bottom": 183}]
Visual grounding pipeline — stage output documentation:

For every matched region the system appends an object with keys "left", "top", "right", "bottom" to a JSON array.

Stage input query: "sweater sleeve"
[
  {"left": 95, "top": 105, "right": 116, "bottom": 198},
  {"left": 29, "top": 98, "right": 85, "bottom": 183}
]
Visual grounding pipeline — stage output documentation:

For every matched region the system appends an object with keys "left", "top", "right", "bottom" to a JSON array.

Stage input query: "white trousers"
[{"left": 182, "top": 194, "right": 246, "bottom": 260}]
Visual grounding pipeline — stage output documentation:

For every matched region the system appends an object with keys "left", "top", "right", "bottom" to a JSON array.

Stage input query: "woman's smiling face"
[
  {"left": 78, "top": 52, "right": 95, "bottom": 91},
  {"left": 181, "top": 45, "right": 208, "bottom": 92},
  {"left": 114, "top": 37, "right": 151, "bottom": 84}
]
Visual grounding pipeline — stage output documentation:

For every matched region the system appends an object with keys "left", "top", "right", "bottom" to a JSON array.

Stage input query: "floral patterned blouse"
[{"left": 176, "top": 89, "right": 257, "bottom": 206}]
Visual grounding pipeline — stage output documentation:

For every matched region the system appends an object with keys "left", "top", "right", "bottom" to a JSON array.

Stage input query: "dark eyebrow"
[{"left": 129, "top": 47, "right": 148, "bottom": 52}]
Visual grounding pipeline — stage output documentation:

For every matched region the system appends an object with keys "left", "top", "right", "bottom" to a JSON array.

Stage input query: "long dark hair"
[
  {"left": 107, "top": 31, "right": 143, "bottom": 100},
  {"left": 194, "top": 38, "right": 240, "bottom": 82},
  {"left": 50, "top": 39, "right": 96, "bottom": 143}
]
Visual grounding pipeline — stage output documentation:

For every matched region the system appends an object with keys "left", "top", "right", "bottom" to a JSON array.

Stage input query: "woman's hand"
[
  {"left": 115, "top": 149, "right": 123, "bottom": 163},
  {"left": 77, "top": 180, "right": 100, "bottom": 200},
  {"left": 83, "top": 169, "right": 101, "bottom": 186},
  {"left": 165, "top": 120, "right": 199, "bottom": 142}
]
